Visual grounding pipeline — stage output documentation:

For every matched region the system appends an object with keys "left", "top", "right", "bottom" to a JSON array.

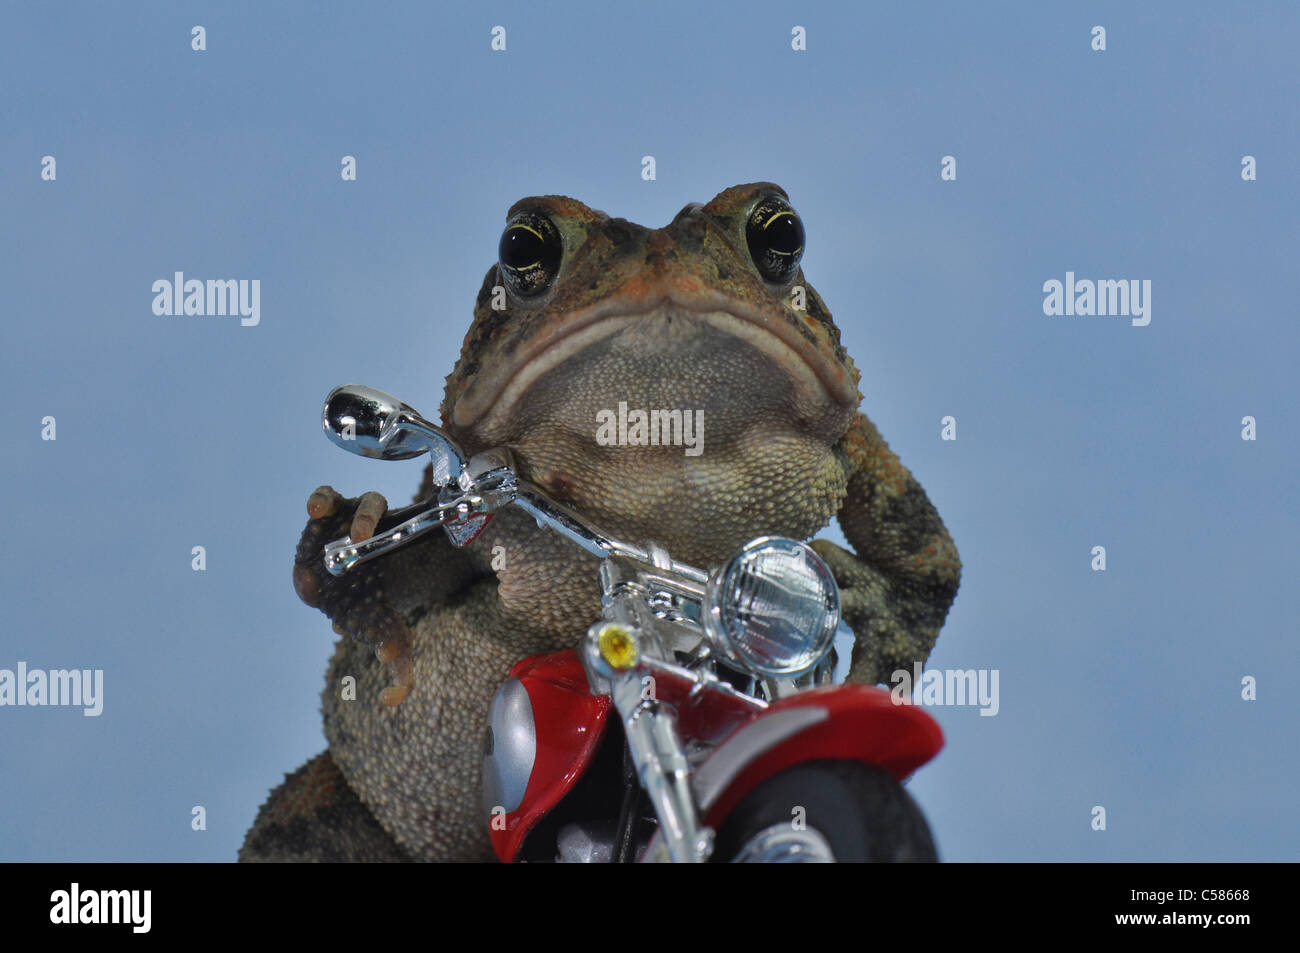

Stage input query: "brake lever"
[
  {"left": 322, "top": 498, "right": 476, "bottom": 575},
  {"left": 321, "top": 457, "right": 522, "bottom": 575}
]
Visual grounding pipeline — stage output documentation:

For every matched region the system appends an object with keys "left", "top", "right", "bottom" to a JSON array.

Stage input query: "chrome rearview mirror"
[{"left": 322, "top": 384, "right": 467, "bottom": 487}]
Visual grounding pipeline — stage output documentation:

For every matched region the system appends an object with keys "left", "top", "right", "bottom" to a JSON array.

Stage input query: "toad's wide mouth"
[{"left": 450, "top": 289, "right": 860, "bottom": 433}]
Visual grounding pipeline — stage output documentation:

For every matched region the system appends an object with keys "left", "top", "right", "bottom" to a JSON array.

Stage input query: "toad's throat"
[{"left": 452, "top": 296, "right": 858, "bottom": 435}]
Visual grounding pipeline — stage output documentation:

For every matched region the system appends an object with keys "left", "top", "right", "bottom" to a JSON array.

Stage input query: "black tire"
[{"left": 711, "top": 759, "right": 938, "bottom": 862}]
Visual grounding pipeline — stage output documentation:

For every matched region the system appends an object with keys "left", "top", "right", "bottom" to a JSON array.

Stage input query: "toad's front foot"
[{"left": 291, "top": 486, "right": 415, "bottom": 706}]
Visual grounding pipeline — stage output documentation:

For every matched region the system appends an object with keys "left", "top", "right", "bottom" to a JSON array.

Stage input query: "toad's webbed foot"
[
  {"left": 290, "top": 484, "right": 484, "bottom": 706},
  {"left": 290, "top": 487, "right": 416, "bottom": 705}
]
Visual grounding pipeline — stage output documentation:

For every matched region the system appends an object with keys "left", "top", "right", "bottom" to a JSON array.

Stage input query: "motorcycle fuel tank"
[{"left": 482, "top": 650, "right": 612, "bottom": 861}]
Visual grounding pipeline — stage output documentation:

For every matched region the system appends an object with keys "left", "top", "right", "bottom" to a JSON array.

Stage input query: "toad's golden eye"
[
  {"left": 745, "top": 196, "right": 805, "bottom": 285},
  {"left": 498, "top": 211, "right": 563, "bottom": 297}
]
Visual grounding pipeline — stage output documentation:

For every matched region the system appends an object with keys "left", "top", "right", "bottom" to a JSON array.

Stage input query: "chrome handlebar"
[{"left": 320, "top": 384, "right": 708, "bottom": 586}]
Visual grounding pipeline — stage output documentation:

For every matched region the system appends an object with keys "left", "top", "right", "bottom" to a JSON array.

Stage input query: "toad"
[{"left": 239, "top": 183, "right": 961, "bottom": 861}]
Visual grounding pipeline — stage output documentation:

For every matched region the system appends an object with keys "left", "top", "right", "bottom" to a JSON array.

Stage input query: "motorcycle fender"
[
  {"left": 483, "top": 649, "right": 611, "bottom": 862},
  {"left": 694, "top": 684, "right": 944, "bottom": 830}
]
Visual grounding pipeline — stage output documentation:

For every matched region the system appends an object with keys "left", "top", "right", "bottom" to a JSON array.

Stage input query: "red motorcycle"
[{"left": 321, "top": 385, "right": 943, "bottom": 862}]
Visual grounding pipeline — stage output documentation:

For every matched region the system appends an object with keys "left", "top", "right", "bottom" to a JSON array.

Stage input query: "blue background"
[{"left": 2, "top": 1, "right": 1295, "bottom": 862}]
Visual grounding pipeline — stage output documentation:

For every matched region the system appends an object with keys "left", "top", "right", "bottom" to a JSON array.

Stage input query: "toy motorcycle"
[{"left": 318, "top": 384, "right": 943, "bottom": 862}]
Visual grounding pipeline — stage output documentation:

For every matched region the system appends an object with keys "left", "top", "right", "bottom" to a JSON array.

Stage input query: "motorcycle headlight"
[{"left": 703, "top": 537, "right": 841, "bottom": 677}]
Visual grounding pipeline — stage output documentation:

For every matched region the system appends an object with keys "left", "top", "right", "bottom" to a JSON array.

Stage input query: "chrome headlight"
[{"left": 703, "top": 537, "right": 840, "bottom": 677}]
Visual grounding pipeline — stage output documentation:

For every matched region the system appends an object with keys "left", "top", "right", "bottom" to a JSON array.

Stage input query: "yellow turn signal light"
[{"left": 596, "top": 624, "right": 639, "bottom": 671}]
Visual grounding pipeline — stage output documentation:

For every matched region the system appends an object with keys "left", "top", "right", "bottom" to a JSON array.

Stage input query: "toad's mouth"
[{"left": 451, "top": 290, "right": 860, "bottom": 433}]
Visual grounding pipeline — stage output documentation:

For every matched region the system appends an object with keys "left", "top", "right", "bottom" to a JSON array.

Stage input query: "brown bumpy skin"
[
  {"left": 813, "top": 415, "right": 961, "bottom": 685},
  {"left": 240, "top": 183, "right": 960, "bottom": 862},
  {"left": 239, "top": 752, "right": 408, "bottom": 862}
]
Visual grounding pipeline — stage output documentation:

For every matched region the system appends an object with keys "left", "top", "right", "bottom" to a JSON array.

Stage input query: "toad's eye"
[
  {"left": 498, "top": 211, "right": 563, "bottom": 297},
  {"left": 745, "top": 196, "right": 805, "bottom": 284}
]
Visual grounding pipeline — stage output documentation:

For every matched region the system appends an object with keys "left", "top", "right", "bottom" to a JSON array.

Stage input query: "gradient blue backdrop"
[{"left": 2, "top": 1, "right": 1296, "bottom": 862}]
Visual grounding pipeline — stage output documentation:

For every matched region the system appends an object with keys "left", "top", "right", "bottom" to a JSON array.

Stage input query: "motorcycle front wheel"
[{"left": 711, "top": 759, "right": 938, "bottom": 863}]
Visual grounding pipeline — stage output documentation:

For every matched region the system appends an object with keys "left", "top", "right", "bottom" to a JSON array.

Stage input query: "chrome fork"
[{"left": 583, "top": 561, "right": 715, "bottom": 863}]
